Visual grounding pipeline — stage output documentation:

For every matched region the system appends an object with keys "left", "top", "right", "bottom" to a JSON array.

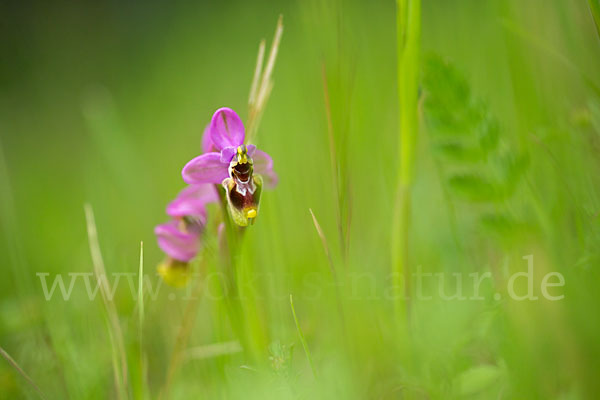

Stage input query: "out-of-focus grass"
[{"left": 1, "top": 0, "right": 600, "bottom": 398}]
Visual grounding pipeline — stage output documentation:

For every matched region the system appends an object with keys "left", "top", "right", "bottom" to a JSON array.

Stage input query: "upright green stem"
[
  {"left": 589, "top": 0, "right": 600, "bottom": 40},
  {"left": 159, "top": 262, "right": 207, "bottom": 400},
  {"left": 391, "top": 0, "right": 420, "bottom": 322},
  {"left": 289, "top": 295, "right": 317, "bottom": 379},
  {"left": 217, "top": 186, "right": 267, "bottom": 363}
]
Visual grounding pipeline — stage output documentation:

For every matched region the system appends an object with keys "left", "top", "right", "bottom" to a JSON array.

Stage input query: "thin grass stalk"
[
  {"left": 248, "top": 40, "right": 266, "bottom": 107},
  {"left": 500, "top": 18, "right": 600, "bottom": 97},
  {"left": 289, "top": 295, "right": 317, "bottom": 379},
  {"left": 105, "top": 316, "right": 126, "bottom": 400},
  {"left": 320, "top": 65, "right": 347, "bottom": 262},
  {"left": 0, "top": 140, "right": 32, "bottom": 295},
  {"left": 589, "top": 0, "right": 600, "bottom": 40},
  {"left": 159, "top": 258, "right": 207, "bottom": 400},
  {"left": 309, "top": 208, "right": 337, "bottom": 283},
  {"left": 138, "top": 242, "right": 144, "bottom": 329},
  {"left": 261, "top": 15, "right": 283, "bottom": 83},
  {"left": 247, "top": 15, "right": 283, "bottom": 142},
  {"left": 0, "top": 346, "right": 46, "bottom": 399},
  {"left": 137, "top": 241, "right": 148, "bottom": 400},
  {"left": 84, "top": 204, "right": 129, "bottom": 400},
  {"left": 308, "top": 208, "right": 347, "bottom": 344},
  {"left": 183, "top": 341, "right": 242, "bottom": 360},
  {"left": 391, "top": 0, "right": 420, "bottom": 322}
]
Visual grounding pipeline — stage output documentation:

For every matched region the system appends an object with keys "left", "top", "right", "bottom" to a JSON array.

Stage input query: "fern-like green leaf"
[{"left": 447, "top": 174, "right": 501, "bottom": 203}]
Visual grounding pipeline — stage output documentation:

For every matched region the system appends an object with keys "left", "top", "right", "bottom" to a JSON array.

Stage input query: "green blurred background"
[{"left": 1, "top": 0, "right": 600, "bottom": 398}]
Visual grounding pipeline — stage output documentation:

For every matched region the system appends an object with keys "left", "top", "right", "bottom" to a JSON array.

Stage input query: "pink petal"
[
  {"left": 166, "top": 184, "right": 219, "bottom": 219},
  {"left": 253, "top": 149, "right": 278, "bottom": 188},
  {"left": 209, "top": 108, "right": 245, "bottom": 150},
  {"left": 201, "top": 125, "right": 215, "bottom": 153},
  {"left": 155, "top": 221, "right": 200, "bottom": 262},
  {"left": 182, "top": 152, "right": 229, "bottom": 184},
  {"left": 220, "top": 144, "right": 257, "bottom": 163},
  {"left": 220, "top": 146, "right": 237, "bottom": 163}
]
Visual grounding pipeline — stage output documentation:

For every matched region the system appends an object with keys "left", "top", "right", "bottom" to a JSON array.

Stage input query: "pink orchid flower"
[{"left": 182, "top": 107, "right": 277, "bottom": 226}]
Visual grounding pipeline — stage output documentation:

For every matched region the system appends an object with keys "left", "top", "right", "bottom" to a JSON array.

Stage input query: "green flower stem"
[
  {"left": 217, "top": 186, "right": 268, "bottom": 363},
  {"left": 589, "top": 0, "right": 600, "bottom": 40},
  {"left": 391, "top": 0, "right": 420, "bottom": 322}
]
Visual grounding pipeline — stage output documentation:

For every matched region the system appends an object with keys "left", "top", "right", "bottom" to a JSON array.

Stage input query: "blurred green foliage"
[{"left": 1, "top": 0, "right": 600, "bottom": 399}]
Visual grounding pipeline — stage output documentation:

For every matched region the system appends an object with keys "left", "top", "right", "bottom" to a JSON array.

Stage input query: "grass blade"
[
  {"left": 289, "top": 295, "right": 317, "bottom": 379},
  {"left": 183, "top": 341, "right": 243, "bottom": 360},
  {"left": 248, "top": 40, "right": 266, "bottom": 106},
  {"left": 159, "top": 260, "right": 206, "bottom": 400},
  {"left": 501, "top": 17, "right": 600, "bottom": 97},
  {"left": 138, "top": 241, "right": 144, "bottom": 329},
  {"left": 589, "top": 0, "right": 600, "bottom": 40},
  {"left": 84, "top": 204, "right": 129, "bottom": 399},
  {"left": 0, "top": 346, "right": 46, "bottom": 399},
  {"left": 137, "top": 241, "right": 148, "bottom": 399},
  {"left": 247, "top": 15, "right": 284, "bottom": 141},
  {"left": 391, "top": 0, "right": 420, "bottom": 321},
  {"left": 308, "top": 208, "right": 336, "bottom": 281},
  {"left": 308, "top": 208, "right": 347, "bottom": 336}
]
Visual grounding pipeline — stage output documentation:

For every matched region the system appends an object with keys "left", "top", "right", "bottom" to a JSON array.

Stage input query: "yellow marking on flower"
[
  {"left": 158, "top": 259, "right": 191, "bottom": 287},
  {"left": 245, "top": 208, "right": 257, "bottom": 219},
  {"left": 237, "top": 145, "right": 248, "bottom": 164}
]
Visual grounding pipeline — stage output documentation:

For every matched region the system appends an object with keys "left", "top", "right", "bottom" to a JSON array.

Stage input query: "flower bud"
[{"left": 157, "top": 258, "right": 191, "bottom": 287}]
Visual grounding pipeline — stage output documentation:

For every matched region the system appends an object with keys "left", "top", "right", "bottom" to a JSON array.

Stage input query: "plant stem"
[
  {"left": 217, "top": 186, "right": 267, "bottom": 363},
  {"left": 289, "top": 295, "right": 317, "bottom": 379},
  {"left": 84, "top": 204, "right": 129, "bottom": 400},
  {"left": 589, "top": 0, "right": 600, "bottom": 40},
  {"left": 136, "top": 241, "right": 148, "bottom": 400},
  {"left": 391, "top": 0, "right": 420, "bottom": 321},
  {"left": 0, "top": 346, "right": 46, "bottom": 399},
  {"left": 159, "top": 265, "right": 206, "bottom": 400}
]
